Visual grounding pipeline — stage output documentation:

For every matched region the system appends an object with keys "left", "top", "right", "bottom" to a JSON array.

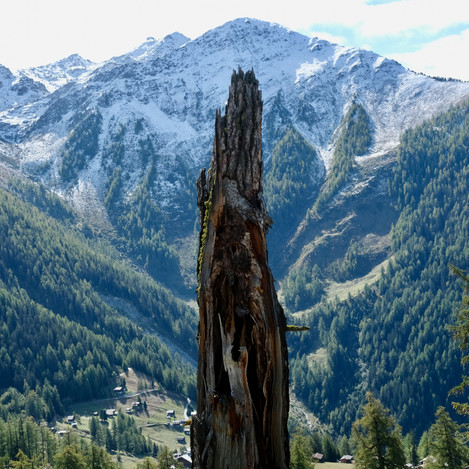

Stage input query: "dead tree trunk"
[{"left": 191, "top": 68, "right": 290, "bottom": 469}]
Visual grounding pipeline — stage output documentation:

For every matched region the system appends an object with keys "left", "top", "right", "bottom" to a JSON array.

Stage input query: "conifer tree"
[
  {"left": 427, "top": 407, "right": 468, "bottom": 469},
  {"left": 403, "top": 432, "right": 418, "bottom": 466},
  {"left": 9, "top": 449, "right": 35, "bottom": 469},
  {"left": 55, "top": 444, "right": 87, "bottom": 469},
  {"left": 352, "top": 392, "right": 405, "bottom": 469},
  {"left": 417, "top": 431, "right": 430, "bottom": 460},
  {"left": 449, "top": 266, "right": 469, "bottom": 414},
  {"left": 338, "top": 435, "right": 351, "bottom": 457},
  {"left": 290, "top": 434, "right": 314, "bottom": 469},
  {"left": 156, "top": 446, "right": 183, "bottom": 469},
  {"left": 87, "top": 443, "right": 118, "bottom": 469}
]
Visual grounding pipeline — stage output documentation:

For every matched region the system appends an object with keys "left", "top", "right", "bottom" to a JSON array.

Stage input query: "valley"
[
  {"left": 0, "top": 15, "right": 468, "bottom": 468},
  {"left": 59, "top": 368, "right": 192, "bottom": 468}
]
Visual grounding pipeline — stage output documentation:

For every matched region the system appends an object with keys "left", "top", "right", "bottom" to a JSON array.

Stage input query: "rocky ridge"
[{"left": 0, "top": 17, "right": 468, "bottom": 289}]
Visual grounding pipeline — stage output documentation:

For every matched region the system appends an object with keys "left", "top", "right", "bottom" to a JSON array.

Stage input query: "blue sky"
[{"left": 1, "top": 0, "right": 468, "bottom": 80}]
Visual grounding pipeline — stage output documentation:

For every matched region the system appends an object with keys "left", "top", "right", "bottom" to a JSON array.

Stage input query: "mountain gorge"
[{"left": 1, "top": 17, "right": 469, "bottom": 439}]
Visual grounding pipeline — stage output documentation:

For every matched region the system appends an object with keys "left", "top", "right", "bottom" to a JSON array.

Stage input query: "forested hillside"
[
  {"left": 2, "top": 17, "right": 469, "bottom": 467},
  {"left": 2, "top": 103, "right": 468, "bottom": 442},
  {"left": 0, "top": 178, "right": 196, "bottom": 421},
  {"left": 288, "top": 101, "right": 469, "bottom": 436}
]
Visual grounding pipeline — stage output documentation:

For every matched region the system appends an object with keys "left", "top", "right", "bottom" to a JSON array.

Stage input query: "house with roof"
[
  {"left": 313, "top": 453, "right": 324, "bottom": 463},
  {"left": 174, "top": 452, "right": 192, "bottom": 468},
  {"left": 106, "top": 409, "right": 116, "bottom": 418},
  {"left": 113, "top": 386, "right": 125, "bottom": 396}
]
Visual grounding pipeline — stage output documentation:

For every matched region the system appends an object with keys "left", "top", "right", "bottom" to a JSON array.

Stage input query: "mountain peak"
[
  {"left": 56, "top": 53, "right": 94, "bottom": 67},
  {"left": 164, "top": 31, "right": 190, "bottom": 43},
  {"left": 211, "top": 17, "right": 294, "bottom": 38},
  {"left": 0, "top": 64, "right": 14, "bottom": 80},
  {"left": 125, "top": 32, "right": 189, "bottom": 61},
  {"left": 18, "top": 53, "right": 97, "bottom": 92}
]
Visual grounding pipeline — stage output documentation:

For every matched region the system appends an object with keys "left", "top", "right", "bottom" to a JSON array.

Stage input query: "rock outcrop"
[{"left": 191, "top": 68, "right": 290, "bottom": 469}]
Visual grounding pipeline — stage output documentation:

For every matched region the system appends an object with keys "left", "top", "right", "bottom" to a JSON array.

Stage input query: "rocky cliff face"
[
  {"left": 0, "top": 17, "right": 468, "bottom": 292},
  {"left": 192, "top": 69, "right": 289, "bottom": 469}
]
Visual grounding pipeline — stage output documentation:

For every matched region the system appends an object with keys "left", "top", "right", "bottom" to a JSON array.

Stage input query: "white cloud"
[
  {"left": 359, "top": 0, "right": 469, "bottom": 37},
  {"left": 288, "top": 0, "right": 469, "bottom": 38},
  {"left": 391, "top": 28, "right": 469, "bottom": 80}
]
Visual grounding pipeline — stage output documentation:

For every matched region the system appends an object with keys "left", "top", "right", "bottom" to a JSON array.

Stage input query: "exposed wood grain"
[{"left": 191, "top": 68, "right": 290, "bottom": 469}]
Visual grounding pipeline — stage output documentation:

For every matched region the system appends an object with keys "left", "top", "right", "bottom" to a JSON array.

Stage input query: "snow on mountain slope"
[
  {"left": 19, "top": 54, "right": 98, "bottom": 92},
  {"left": 123, "top": 32, "right": 190, "bottom": 62},
  {"left": 1, "top": 17, "right": 469, "bottom": 222},
  {"left": 0, "top": 64, "right": 48, "bottom": 112}
]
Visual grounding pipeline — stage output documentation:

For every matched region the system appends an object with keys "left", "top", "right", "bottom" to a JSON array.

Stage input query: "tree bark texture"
[{"left": 191, "top": 69, "right": 290, "bottom": 469}]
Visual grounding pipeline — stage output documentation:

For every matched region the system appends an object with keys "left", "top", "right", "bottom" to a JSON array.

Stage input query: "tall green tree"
[
  {"left": 352, "top": 392, "right": 405, "bottom": 469},
  {"left": 417, "top": 431, "right": 430, "bottom": 460},
  {"left": 449, "top": 266, "right": 469, "bottom": 415},
  {"left": 87, "top": 443, "right": 118, "bottom": 469},
  {"left": 402, "top": 432, "right": 418, "bottom": 466},
  {"left": 427, "top": 406, "right": 468, "bottom": 469},
  {"left": 55, "top": 444, "right": 87, "bottom": 469},
  {"left": 321, "top": 433, "right": 339, "bottom": 462},
  {"left": 338, "top": 435, "right": 351, "bottom": 457},
  {"left": 156, "top": 446, "right": 183, "bottom": 469},
  {"left": 9, "top": 450, "right": 35, "bottom": 469},
  {"left": 290, "top": 434, "right": 315, "bottom": 469}
]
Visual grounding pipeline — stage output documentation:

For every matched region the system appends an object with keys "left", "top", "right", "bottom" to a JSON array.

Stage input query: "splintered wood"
[{"left": 191, "top": 68, "right": 290, "bottom": 469}]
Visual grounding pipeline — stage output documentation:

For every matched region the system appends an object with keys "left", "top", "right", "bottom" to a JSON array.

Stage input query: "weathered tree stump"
[{"left": 191, "top": 68, "right": 290, "bottom": 469}]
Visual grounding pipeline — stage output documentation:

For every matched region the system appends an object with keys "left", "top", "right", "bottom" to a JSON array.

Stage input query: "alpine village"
[{"left": 1, "top": 16, "right": 469, "bottom": 469}]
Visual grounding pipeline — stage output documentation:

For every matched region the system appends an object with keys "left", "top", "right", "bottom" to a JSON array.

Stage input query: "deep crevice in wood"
[{"left": 191, "top": 68, "right": 289, "bottom": 469}]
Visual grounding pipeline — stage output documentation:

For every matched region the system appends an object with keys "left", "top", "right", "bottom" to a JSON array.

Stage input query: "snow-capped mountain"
[
  {"left": 2, "top": 17, "right": 469, "bottom": 440},
  {"left": 123, "top": 32, "right": 190, "bottom": 62},
  {"left": 19, "top": 53, "right": 98, "bottom": 92},
  {"left": 3, "top": 18, "right": 468, "bottom": 160},
  {"left": 0, "top": 64, "right": 48, "bottom": 112},
  {"left": 1, "top": 17, "right": 469, "bottom": 280}
]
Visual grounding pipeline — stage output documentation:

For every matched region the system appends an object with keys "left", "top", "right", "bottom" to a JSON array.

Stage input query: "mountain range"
[{"left": 1, "top": 17, "right": 469, "bottom": 437}]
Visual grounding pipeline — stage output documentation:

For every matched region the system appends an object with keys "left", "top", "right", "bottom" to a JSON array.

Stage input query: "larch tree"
[
  {"left": 427, "top": 406, "right": 468, "bottom": 469},
  {"left": 449, "top": 265, "right": 469, "bottom": 415},
  {"left": 352, "top": 392, "right": 405, "bottom": 469}
]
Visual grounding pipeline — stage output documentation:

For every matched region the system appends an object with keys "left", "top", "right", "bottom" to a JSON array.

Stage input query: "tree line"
[
  {"left": 287, "top": 101, "right": 469, "bottom": 437},
  {"left": 291, "top": 265, "right": 469, "bottom": 469},
  {"left": 0, "top": 180, "right": 196, "bottom": 421}
]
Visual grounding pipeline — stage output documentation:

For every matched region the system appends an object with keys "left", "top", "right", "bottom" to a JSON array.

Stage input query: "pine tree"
[
  {"left": 449, "top": 266, "right": 469, "bottom": 414},
  {"left": 321, "top": 433, "right": 338, "bottom": 461},
  {"left": 290, "top": 434, "right": 314, "bottom": 469},
  {"left": 55, "top": 444, "right": 87, "bottom": 469},
  {"left": 338, "top": 435, "right": 351, "bottom": 458},
  {"left": 156, "top": 446, "right": 183, "bottom": 469},
  {"left": 9, "top": 449, "right": 36, "bottom": 469},
  {"left": 403, "top": 432, "right": 418, "bottom": 466},
  {"left": 427, "top": 407, "right": 468, "bottom": 469},
  {"left": 89, "top": 416, "right": 99, "bottom": 440},
  {"left": 352, "top": 392, "right": 405, "bottom": 469}
]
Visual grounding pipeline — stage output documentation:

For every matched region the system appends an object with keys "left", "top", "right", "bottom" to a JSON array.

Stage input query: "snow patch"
[{"left": 295, "top": 61, "right": 325, "bottom": 82}]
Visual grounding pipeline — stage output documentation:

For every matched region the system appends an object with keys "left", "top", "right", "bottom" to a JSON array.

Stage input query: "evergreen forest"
[
  {"left": 287, "top": 101, "right": 469, "bottom": 437},
  {"left": 0, "top": 178, "right": 197, "bottom": 421},
  {"left": 1, "top": 96, "right": 469, "bottom": 467}
]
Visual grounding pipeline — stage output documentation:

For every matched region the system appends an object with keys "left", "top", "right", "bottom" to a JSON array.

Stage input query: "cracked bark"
[{"left": 191, "top": 68, "right": 290, "bottom": 469}]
